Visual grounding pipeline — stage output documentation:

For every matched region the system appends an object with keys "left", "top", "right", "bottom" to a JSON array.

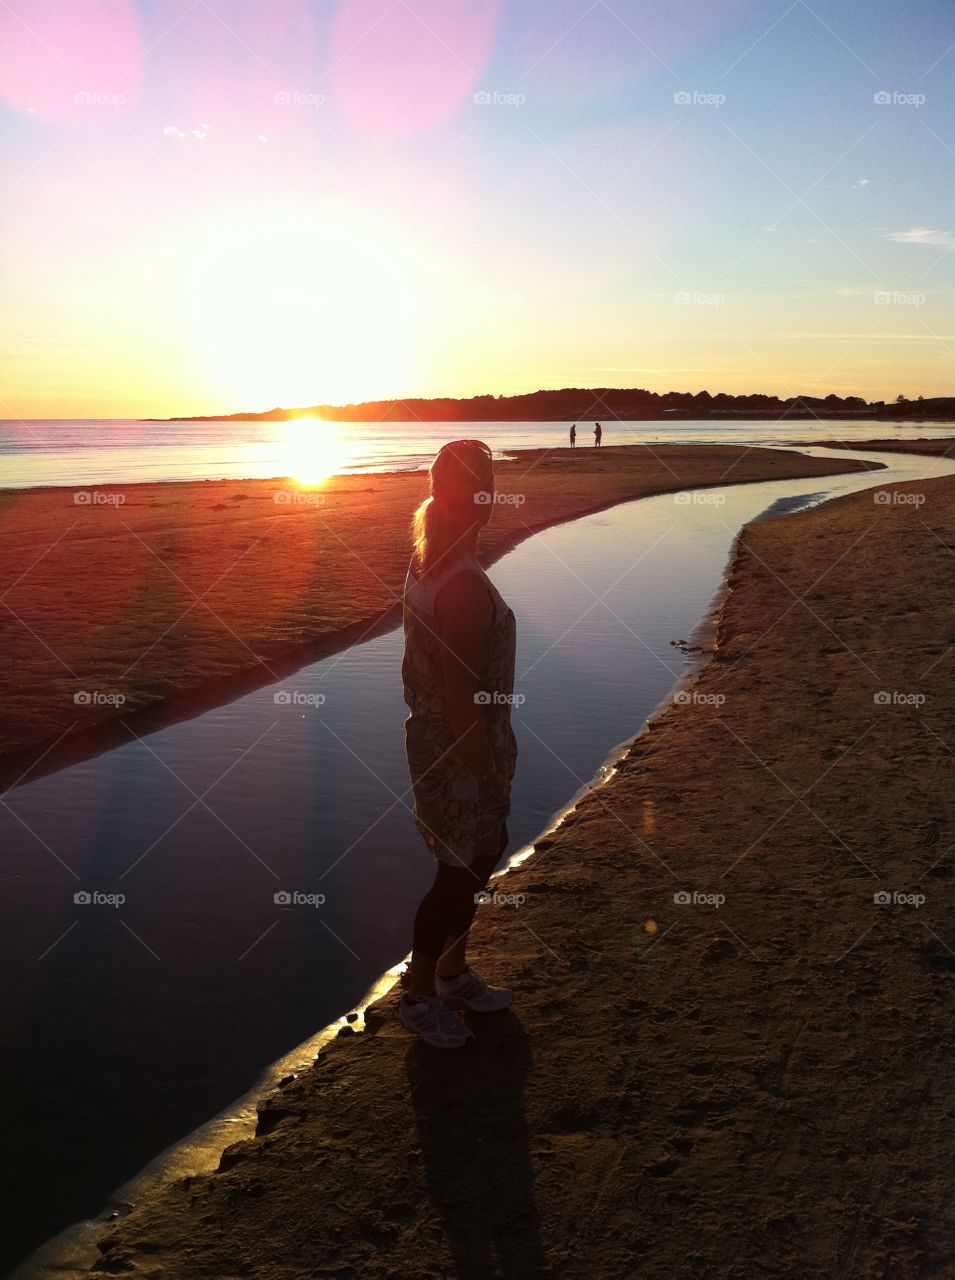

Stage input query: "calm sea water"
[
  {"left": 2, "top": 417, "right": 955, "bottom": 487},
  {"left": 5, "top": 444, "right": 955, "bottom": 1274}
]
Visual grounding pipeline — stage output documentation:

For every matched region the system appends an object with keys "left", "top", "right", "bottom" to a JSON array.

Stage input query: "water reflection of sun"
[{"left": 278, "top": 419, "right": 351, "bottom": 486}]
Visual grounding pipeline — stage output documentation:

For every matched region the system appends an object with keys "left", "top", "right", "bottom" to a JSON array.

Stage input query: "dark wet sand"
[{"left": 813, "top": 435, "right": 955, "bottom": 460}]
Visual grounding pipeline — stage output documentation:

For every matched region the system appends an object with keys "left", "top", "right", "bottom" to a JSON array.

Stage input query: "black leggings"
[{"left": 412, "top": 825, "right": 507, "bottom": 958}]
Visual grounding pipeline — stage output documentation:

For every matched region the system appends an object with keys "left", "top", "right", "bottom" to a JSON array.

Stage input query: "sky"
[{"left": 0, "top": 0, "right": 953, "bottom": 419}]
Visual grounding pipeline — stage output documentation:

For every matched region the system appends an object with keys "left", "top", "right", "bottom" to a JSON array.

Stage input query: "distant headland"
[{"left": 156, "top": 387, "right": 955, "bottom": 423}]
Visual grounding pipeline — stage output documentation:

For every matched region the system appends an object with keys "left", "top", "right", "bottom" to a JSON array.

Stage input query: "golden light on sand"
[{"left": 278, "top": 419, "right": 351, "bottom": 486}]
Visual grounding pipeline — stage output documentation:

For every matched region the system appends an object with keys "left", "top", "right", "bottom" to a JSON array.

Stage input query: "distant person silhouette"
[
  {"left": 569, "top": 424, "right": 576, "bottom": 449},
  {"left": 594, "top": 422, "right": 602, "bottom": 447}
]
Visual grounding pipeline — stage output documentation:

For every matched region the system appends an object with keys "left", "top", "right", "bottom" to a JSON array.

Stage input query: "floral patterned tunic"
[{"left": 402, "top": 552, "right": 518, "bottom": 867}]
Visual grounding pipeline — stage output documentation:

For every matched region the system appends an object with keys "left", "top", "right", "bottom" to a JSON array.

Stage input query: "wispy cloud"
[
  {"left": 887, "top": 228, "right": 955, "bottom": 250},
  {"left": 162, "top": 125, "right": 209, "bottom": 141}
]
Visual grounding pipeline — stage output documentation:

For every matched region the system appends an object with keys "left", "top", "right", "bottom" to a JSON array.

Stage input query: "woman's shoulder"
[
  {"left": 434, "top": 558, "right": 494, "bottom": 625},
  {"left": 433, "top": 557, "right": 488, "bottom": 600},
  {"left": 406, "top": 553, "right": 482, "bottom": 605}
]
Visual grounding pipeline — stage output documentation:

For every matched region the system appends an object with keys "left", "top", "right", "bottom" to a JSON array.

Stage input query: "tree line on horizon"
[{"left": 170, "top": 387, "right": 955, "bottom": 423}]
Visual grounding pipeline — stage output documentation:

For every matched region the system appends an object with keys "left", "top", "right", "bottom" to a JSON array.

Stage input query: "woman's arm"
[{"left": 434, "top": 569, "right": 493, "bottom": 780}]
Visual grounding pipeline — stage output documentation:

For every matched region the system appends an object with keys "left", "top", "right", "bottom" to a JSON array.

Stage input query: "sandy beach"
[
  {"left": 38, "top": 458, "right": 949, "bottom": 1279},
  {"left": 0, "top": 444, "right": 873, "bottom": 788}
]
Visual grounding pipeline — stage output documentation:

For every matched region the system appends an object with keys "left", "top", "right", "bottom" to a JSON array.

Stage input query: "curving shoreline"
[
  {"left": 0, "top": 444, "right": 875, "bottom": 791},
  {"left": 14, "top": 450, "right": 952, "bottom": 1280},
  {"left": 10, "top": 478, "right": 737, "bottom": 1280},
  {"left": 29, "top": 459, "right": 954, "bottom": 1280}
]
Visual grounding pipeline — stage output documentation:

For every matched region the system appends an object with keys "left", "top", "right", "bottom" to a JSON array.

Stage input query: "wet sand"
[
  {"left": 62, "top": 466, "right": 954, "bottom": 1278},
  {"left": 0, "top": 444, "right": 872, "bottom": 787},
  {"left": 813, "top": 436, "right": 955, "bottom": 460}
]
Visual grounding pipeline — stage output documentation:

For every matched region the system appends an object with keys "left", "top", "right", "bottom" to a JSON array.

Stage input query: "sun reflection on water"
[{"left": 278, "top": 418, "right": 352, "bottom": 486}]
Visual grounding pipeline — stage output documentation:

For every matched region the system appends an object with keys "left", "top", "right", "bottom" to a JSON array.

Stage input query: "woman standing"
[{"left": 400, "top": 440, "right": 518, "bottom": 1049}]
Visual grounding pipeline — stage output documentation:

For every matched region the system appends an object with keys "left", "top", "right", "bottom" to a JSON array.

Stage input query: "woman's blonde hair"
[{"left": 412, "top": 439, "right": 494, "bottom": 574}]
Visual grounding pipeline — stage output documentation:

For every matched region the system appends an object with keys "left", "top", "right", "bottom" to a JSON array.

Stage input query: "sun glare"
[
  {"left": 277, "top": 419, "right": 351, "bottom": 486},
  {"left": 182, "top": 203, "right": 456, "bottom": 409}
]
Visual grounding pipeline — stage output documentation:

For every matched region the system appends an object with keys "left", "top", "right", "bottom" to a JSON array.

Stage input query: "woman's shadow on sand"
[{"left": 405, "top": 1010, "right": 549, "bottom": 1279}]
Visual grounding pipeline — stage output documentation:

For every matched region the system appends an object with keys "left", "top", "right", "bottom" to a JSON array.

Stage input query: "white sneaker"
[
  {"left": 399, "top": 993, "right": 474, "bottom": 1049},
  {"left": 435, "top": 967, "right": 513, "bottom": 1013}
]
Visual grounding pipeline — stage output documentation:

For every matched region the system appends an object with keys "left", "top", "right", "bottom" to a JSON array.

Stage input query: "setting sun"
[{"left": 276, "top": 418, "right": 352, "bottom": 485}]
